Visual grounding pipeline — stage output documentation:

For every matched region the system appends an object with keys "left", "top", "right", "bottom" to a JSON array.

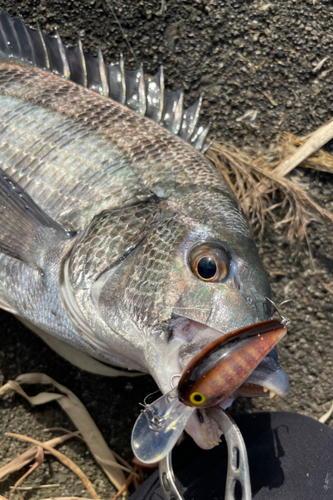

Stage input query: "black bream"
[{"left": 0, "top": 13, "right": 288, "bottom": 449}]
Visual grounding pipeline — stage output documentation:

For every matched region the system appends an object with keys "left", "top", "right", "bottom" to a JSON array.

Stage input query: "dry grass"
[
  {"left": 5, "top": 432, "right": 99, "bottom": 499},
  {"left": 0, "top": 375, "right": 135, "bottom": 500},
  {"left": 207, "top": 133, "right": 333, "bottom": 245},
  {"left": 275, "top": 131, "right": 333, "bottom": 174}
]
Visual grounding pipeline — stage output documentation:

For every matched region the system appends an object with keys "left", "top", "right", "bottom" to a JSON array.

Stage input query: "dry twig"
[
  {"left": 5, "top": 433, "right": 99, "bottom": 499},
  {"left": 0, "top": 375, "right": 126, "bottom": 493},
  {"left": 0, "top": 375, "right": 128, "bottom": 499},
  {"left": 322, "top": 282, "right": 333, "bottom": 294},
  {"left": 319, "top": 401, "right": 333, "bottom": 424},
  {"left": 111, "top": 465, "right": 140, "bottom": 500},
  {"left": 274, "top": 118, "right": 333, "bottom": 176},
  {"left": 0, "top": 432, "right": 80, "bottom": 480},
  {"left": 10, "top": 484, "right": 60, "bottom": 490}
]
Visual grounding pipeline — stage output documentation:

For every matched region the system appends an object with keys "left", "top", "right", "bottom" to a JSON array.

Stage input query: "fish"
[{"left": 0, "top": 12, "right": 288, "bottom": 450}]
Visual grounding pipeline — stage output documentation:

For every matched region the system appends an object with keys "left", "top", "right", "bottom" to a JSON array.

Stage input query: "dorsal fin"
[
  {"left": 125, "top": 63, "right": 146, "bottom": 115},
  {"left": 145, "top": 66, "right": 164, "bottom": 123},
  {"left": 180, "top": 94, "right": 203, "bottom": 141},
  {"left": 0, "top": 12, "right": 212, "bottom": 153},
  {"left": 162, "top": 88, "right": 184, "bottom": 135}
]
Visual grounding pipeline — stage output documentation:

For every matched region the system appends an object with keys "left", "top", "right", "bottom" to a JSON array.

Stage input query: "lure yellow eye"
[{"left": 189, "top": 392, "right": 206, "bottom": 405}]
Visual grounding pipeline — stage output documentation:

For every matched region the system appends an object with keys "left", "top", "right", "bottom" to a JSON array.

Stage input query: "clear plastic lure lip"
[{"left": 131, "top": 388, "right": 195, "bottom": 464}]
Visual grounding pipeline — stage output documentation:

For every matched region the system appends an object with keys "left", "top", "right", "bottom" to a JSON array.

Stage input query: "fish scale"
[
  {"left": 0, "top": 12, "right": 289, "bottom": 450},
  {"left": 123, "top": 218, "right": 185, "bottom": 327},
  {"left": 0, "top": 61, "right": 228, "bottom": 231},
  {"left": 69, "top": 201, "right": 162, "bottom": 289}
]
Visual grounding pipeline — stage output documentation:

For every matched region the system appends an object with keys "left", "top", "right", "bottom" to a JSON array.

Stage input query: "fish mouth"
[
  {"left": 163, "top": 315, "right": 289, "bottom": 449},
  {"left": 236, "top": 353, "right": 289, "bottom": 400}
]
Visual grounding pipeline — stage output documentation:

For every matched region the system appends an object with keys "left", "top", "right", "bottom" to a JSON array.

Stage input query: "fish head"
[
  {"left": 92, "top": 189, "right": 288, "bottom": 449},
  {"left": 150, "top": 224, "right": 288, "bottom": 448}
]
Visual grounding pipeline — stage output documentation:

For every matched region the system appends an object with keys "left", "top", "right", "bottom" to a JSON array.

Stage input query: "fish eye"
[
  {"left": 190, "top": 244, "right": 229, "bottom": 282},
  {"left": 190, "top": 392, "right": 206, "bottom": 405}
]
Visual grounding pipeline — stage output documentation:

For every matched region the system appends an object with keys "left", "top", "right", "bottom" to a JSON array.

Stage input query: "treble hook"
[
  {"left": 139, "top": 390, "right": 160, "bottom": 408},
  {"left": 138, "top": 390, "right": 167, "bottom": 432},
  {"left": 266, "top": 297, "right": 293, "bottom": 326}
]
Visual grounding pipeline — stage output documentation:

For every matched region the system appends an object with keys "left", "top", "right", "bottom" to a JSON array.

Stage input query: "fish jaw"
[{"left": 149, "top": 317, "right": 289, "bottom": 450}]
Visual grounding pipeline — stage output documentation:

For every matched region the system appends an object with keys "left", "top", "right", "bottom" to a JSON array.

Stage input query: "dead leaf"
[{"left": 1, "top": 374, "right": 126, "bottom": 493}]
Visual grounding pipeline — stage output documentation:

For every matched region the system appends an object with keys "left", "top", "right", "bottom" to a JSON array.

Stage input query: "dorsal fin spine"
[
  {"left": 77, "top": 34, "right": 87, "bottom": 88},
  {"left": 202, "top": 134, "right": 215, "bottom": 154},
  {"left": 0, "top": 12, "right": 212, "bottom": 153},
  {"left": 15, "top": 15, "right": 36, "bottom": 65},
  {"left": 138, "top": 63, "right": 146, "bottom": 116},
  {"left": 98, "top": 47, "right": 109, "bottom": 97},
  {"left": 180, "top": 94, "right": 203, "bottom": 142},
  {"left": 37, "top": 22, "right": 50, "bottom": 70},
  {"left": 145, "top": 65, "right": 164, "bottom": 123},
  {"left": 0, "top": 26, "right": 7, "bottom": 55},
  {"left": 119, "top": 53, "right": 126, "bottom": 104},
  {"left": 174, "top": 91, "right": 184, "bottom": 134},
  {"left": 190, "top": 94, "right": 203, "bottom": 137},
  {"left": 2, "top": 13, "right": 20, "bottom": 57},
  {"left": 55, "top": 28, "right": 70, "bottom": 79},
  {"left": 158, "top": 65, "right": 165, "bottom": 123},
  {"left": 164, "top": 90, "right": 184, "bottom": 135},
  {"left": 193, "top": 120, "right": 212, "bottom": 151},
  {"left": 125, "top": 64, "right": 146, "bottom": 115}
]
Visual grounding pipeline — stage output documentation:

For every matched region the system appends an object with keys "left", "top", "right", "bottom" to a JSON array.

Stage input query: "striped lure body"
[{"left": 0, "top": 12, "right": 288, "bottom": 449}]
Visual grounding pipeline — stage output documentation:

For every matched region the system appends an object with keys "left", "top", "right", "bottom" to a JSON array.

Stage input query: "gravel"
[{"left": 0, "top": 0, "right": 332, "bottom": 498}]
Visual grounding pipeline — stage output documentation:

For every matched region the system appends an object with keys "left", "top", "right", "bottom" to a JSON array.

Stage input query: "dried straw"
[
  {"left": 207, "top": 135, "right": 333, "bottom": 245},
  {"left": 319, "top": 401, "right": 333, "bottom": 424},
  {"left": 5, "top": 433, "right": 99, "bottom": 500},
  {"left": 0, "top": 375, "right": 128, "bottom": 498},
  {"left": 274, "top": 119, "right": 333, "bottom": 176}
]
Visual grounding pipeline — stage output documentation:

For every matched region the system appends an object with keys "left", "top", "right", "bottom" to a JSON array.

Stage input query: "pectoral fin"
[{"left": 0, "top": 168, "right": 72, "bottom": 268}]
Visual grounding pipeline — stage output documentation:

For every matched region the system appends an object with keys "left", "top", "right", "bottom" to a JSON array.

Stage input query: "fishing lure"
[
  {"left": 132, "top": 319, "right": 287, "bottom": 464},
  {"left": 178, "top": 319, "right": 287, "bottom": 408}
]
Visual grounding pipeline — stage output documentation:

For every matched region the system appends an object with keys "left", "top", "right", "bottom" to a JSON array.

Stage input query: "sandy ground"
[{"left": 0, "top": 0, "right": 332, "bottom": 498}]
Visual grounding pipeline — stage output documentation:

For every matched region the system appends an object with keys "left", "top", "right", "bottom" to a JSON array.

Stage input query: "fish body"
[{"left": 0, "top": 13, "right": 288, "bottom": 449}]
